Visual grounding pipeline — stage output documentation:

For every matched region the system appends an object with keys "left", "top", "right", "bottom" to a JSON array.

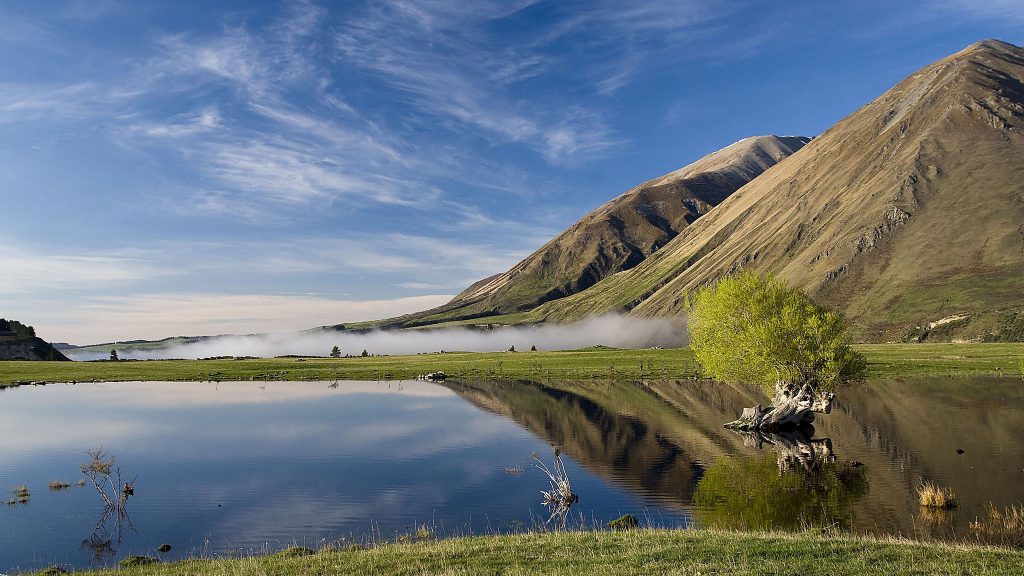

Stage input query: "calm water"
[{"left": 1, "top": 376, "right": 1022, "bottom": 570}]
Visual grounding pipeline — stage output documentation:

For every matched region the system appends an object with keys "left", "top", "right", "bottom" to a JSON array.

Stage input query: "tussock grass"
[
  {"left": 72, "top": 529, "right": 1024, "bottom": 576},
  {"left": 918, "top": 481, "right": 958, "bottom": 509},
  {"left": 972, "top": 504, "right": 1024, "bottom": 547},
  {"left": 48, "top": 480, "right": 71, "bottom": 490}
]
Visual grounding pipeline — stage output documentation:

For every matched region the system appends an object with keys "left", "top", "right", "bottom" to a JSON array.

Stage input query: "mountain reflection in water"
[{"left": 445, "top": 376, "right": 1024, "bottom": 540}]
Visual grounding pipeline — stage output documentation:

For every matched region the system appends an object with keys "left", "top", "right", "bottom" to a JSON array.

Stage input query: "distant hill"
[
  {"left": 347, "top": 135, "right": 808, "bottom": 329},
  {"left": 526, "top": 39, "right": 1024, "bottom": 342},
  {"left": 0, "top": 319, "right": 69, "bottom": 361},
  {"left": 62, "top": 335, "right": 219, "bottom": 359}
]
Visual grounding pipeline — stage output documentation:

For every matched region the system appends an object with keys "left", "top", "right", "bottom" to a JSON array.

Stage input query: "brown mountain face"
[
  {"left": 377, "top": 136, "right": 807, "bottom": 328},
  {"left": 533, "top": 40, "right": 1024, "bottom": 342}
]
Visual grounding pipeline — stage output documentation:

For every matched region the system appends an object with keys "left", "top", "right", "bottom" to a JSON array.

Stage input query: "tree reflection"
[
  {"left": 693, "top": 429, "right": 867, "bottom": 531},
  {"left": 79, "top": 448, "right": 136, "bottom": 564}
]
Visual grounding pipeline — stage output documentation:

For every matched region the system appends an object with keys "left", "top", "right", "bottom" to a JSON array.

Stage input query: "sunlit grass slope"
[{"left": 77, "top": 530, "right": 1024, "bottom": 576}]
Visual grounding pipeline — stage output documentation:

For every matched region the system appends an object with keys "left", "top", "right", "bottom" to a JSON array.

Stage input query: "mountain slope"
[
  {"left": 531, "top": 39, "right": 1024, "bottom": 341},
  {"left": 368, "top": 136, "right": 808, "bottom": 328}
]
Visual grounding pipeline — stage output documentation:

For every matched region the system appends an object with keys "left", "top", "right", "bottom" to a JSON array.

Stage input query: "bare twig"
[{"left": 531, "top": 447, "right": 578, "bottom": 529}]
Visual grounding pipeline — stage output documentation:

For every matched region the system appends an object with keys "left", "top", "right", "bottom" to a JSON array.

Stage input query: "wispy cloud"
[
  {"left": 0, "top": 243, "right": 171, "bottom": 294},
  {"left": 33, "top": 293, "right": 455, "bottom": 343},
  {"left": 0, "top": 82, "right": 115, "bottom": 123},
  {"left": 132, "top": 107, "right": 222, "bottom": 138},
  {"left": 334, "top": 0, "right": 624, "bottom": 164}
]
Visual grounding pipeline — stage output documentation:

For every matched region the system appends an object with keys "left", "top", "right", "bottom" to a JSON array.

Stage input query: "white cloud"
[
  {"left": 0, "top": 243, "right": 170, "bottom": 294},
  {"left": 32, "top": 293, "right": 455, "bottom": 343},
  {"left": 0, "top": 82, "right": 113, "bottom": 123},
  {"left": 334, "top": 0, "right": 623, "bottom": 164},
  {"left": 133, "top": 107, "right": 222, "bottom": 138}
]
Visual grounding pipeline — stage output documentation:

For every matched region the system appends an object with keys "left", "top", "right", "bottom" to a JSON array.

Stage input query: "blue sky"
[{"left": 2, "top": 0, "right": 1022, "bottom": 343}]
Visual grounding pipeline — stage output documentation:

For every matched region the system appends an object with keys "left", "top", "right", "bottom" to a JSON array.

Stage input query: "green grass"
[
  {"left": 67, "top": 529, "right": 1024, "bottom": 576},
  {"left": 2, "top": 343, "right": 1022, "bottom": 387},
  {"left": 854, "top": 343, "right": 1024, "bottom": 378}
]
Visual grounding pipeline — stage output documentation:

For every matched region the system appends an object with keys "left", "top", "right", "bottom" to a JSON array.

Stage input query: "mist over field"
[{"left": 66, "top": 315, "right": 686, "bottom": 361}]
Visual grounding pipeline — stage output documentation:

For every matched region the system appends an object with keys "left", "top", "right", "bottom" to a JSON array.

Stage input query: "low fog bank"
[{"left": 66, "top": 315, "right": 686, "bottom": 361}]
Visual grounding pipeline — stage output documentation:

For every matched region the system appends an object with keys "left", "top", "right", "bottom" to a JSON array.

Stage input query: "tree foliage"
[{"left": 687, "top": 270, "right": 866, "bottom": 392}]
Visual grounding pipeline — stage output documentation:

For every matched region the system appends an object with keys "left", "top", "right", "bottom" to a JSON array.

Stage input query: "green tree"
[
  {"left": 687, "top": 270, "right": 866, "bottom": 430},
  {"left": 109, "top": 349, "right": 119, "bottom": 361},
  {"left": 361, "top": 349, "right": 369, "bottom": 357},
  {"left": 330, "top": 346, "right": 341, "bottom": 358}
]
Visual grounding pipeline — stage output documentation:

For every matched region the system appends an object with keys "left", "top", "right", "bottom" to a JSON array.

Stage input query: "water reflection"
[
  {"left": 1, "top": 376, "right": 1021, "bottom": 570},
  {"left": 446, "top": 376, "right": 1024, "bottom": 540},
  {"left": 693, "top": 429, "right": 868, "bottom": 531},
  {"left": 0, "top": 380, "right": 685, "bottom": 571}
]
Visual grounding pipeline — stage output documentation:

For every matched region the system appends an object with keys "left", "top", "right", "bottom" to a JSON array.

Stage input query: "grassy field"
[
  {"left": 2, "top": 343, "right": 1022, "bottom": 387},
  {"left": 72, "top": 529, "right": 1024, "bottom": 576}
]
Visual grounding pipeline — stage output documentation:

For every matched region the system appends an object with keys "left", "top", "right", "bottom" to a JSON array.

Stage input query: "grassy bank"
[
  {"left": 75, "top": 529, "right": 1024, "bottom": 576},
  {"left": 1, "top": 343, "right": 1022, "bottom": 387}
]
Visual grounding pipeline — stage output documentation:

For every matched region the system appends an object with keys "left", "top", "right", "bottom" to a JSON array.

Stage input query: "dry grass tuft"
[
  {"left": 918, "top": 481, "right": 957, "bottom": 509},
  {"left": 971, "top": 503, "right": 1024, "bottom": 546}
]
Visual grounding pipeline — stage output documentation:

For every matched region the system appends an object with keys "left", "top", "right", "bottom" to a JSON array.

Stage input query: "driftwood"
[
  {"left": 725, "top": 381, "right": 834, "bottom": 432},
  {"left": 738, "top": 428, "right": 835, "bottom": 473}
]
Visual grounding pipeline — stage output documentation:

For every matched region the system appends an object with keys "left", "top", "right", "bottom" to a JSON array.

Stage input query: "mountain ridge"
[
  {"left": 352, "top": 135, "right": 809, "bottom": 329},
  {"left": 524, "top": 38, "right": 1024, "bottom": 341}
]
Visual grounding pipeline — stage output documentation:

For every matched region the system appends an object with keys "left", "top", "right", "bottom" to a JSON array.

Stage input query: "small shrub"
[
  {"left": 48, "top": 480, "right": 71, "bottom": 491},
  {"left": 918, "top": 481, "right": 957, "bottom": 509}
]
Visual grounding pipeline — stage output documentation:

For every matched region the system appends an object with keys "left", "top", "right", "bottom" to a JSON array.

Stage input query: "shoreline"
[{"left": 2, "top": 343, "right": 1022, "bottom": 388}]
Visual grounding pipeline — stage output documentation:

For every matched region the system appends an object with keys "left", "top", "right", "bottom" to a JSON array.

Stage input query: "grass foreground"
[
  {"left": 1, "top": 343, "right": 1022, "bottom": 386},
  {"left": 70, "top": 529, "right": 1024, "bottom": 576}
]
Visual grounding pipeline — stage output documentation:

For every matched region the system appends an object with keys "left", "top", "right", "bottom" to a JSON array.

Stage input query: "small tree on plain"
[
  {"left": 361, "top": 349, "right": 369, "bottom": 357},
  {"left": 330, "top": 346, "right": 341, "bottom": 358},
  {"left": 687, "top": 270, "right": 866, "bottom": 431},
  {"left": 109, "top": 349, "right": 119, "bottom": 362}
]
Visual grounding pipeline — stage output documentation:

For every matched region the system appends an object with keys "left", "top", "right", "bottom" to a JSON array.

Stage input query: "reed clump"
[
  {"left": 971, "top": 503, "right": 1024, "bottom": 546},
  {"left": 9, "top": 485, "right": 30, "bottom": 504},
  {"left": 918, "top": 481, "right": 957, "bottom": 509}
]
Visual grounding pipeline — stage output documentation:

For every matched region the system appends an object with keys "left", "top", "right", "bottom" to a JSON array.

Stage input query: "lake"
[{"left": 0, "top": 376, "right": 1021, "bottom": 570}]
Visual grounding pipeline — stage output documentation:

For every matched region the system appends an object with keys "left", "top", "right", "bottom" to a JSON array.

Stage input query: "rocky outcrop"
[{"left": 0, "top": 319, "right": 70, "bottom": 361}]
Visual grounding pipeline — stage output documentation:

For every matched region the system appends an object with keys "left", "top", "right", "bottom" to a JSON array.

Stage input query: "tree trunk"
[{"left": 724, "top": 381, "right": 834, "bottom": 432}]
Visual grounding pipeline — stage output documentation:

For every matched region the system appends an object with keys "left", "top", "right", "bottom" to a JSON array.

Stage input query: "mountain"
[
  {"left": 0, "top": 319, "right": 69, "bottom": 361},
  {"left": 356, "top": 135, "right": 808, "bottom": 329},
  {"left": 524, "top": 39, "right": 1024, "bottom": 342}
]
